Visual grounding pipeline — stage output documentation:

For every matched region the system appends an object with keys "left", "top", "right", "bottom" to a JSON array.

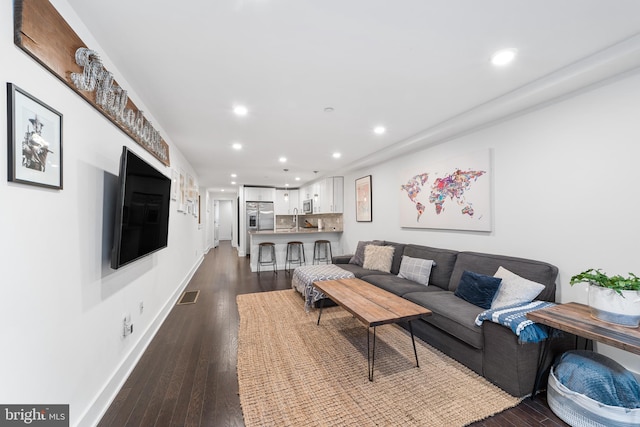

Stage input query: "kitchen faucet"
[{"left": 292, "top": 208, "right": 298, "bottom": 230}]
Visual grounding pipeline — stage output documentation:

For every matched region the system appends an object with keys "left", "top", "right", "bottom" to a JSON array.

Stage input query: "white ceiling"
[{"left": 64, "top": 0, "right": 640, "bottom": 192}]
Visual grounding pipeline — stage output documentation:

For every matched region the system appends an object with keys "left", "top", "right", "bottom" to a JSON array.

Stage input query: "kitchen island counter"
[
  {"left": 248, "top": 229, "right": 342, "bottom": 272},
  {"left": 250, "top": 228, "right": 342, "bottom": 235}
]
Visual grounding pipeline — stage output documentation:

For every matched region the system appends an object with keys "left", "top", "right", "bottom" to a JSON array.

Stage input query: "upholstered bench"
[{"left": 291, "top": 264, "right": 355, "bottom": 311}]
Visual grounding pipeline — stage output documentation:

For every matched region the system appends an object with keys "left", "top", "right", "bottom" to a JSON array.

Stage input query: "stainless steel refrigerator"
[{"left": 246, "top": 201, "right": 274, "bottom": 255}]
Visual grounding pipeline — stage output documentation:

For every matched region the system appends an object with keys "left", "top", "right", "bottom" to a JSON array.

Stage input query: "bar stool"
[
  {"left": 313, "top": 240, "right": 333, "bottom": 265},
  {"left": 285, "top": 241, "right": 306, "bottom": 274},
  {"left": 257, "top": 242, "right": 277, "bottom": 275}
]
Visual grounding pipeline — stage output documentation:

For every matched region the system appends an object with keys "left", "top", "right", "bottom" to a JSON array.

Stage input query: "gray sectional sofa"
[{"left": 333, "top": 241, "right": 574, "bottom": 397}]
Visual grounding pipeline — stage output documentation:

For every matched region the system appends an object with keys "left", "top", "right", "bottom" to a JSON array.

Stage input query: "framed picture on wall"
[
  {"left": 7, "top": 83, "right": 63, "bottom": 189},
  {"left": 187, "top": 173, "right": 195, "bottom": 201},
  {"left": 171, "top": 169, "right": 179, "bottom": 201},
  {"left": 178, "top": 168, "right": 186, "bottom": 212},
  {"left": 355, "top": 175, "right": 372, "bottom": 222}
]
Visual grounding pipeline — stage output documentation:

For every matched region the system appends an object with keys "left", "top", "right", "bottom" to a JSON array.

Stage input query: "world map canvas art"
[{"left": 399, "top": 150, "right": 491, "bottom": 231}]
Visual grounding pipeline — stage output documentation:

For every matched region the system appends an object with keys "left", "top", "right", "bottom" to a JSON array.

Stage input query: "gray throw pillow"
[
  {"left": 349, "top": 240, "right": 382, "bottom": 266},
  {"left": 397, "top": 255, "right": 434, "bottom": 286}
]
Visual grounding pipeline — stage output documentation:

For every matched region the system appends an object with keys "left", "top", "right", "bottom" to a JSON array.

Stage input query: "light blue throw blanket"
[
  {"left": 475, "top": 301, "right": 556, "bottom": 343},
  {"left": 555, "top": 350, "right": 640, "bottom": 409}
]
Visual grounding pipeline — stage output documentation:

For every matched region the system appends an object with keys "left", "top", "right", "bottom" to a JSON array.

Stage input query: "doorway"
[{"left": 218, "top": 200, "right": 233, "bottom": 241}]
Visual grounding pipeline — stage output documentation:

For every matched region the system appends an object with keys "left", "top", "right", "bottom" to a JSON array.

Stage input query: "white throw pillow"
[
  {"left": 397, "top": 255, "right": 434, "bottom": 286},
  {"left": 490, "top": 266, "right": 546, "bottom": 309},
  {"left": 362, "top": 245, "right": 394, "bottom": 273}
]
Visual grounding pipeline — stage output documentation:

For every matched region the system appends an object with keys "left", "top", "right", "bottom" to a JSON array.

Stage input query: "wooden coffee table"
[{"left": 313, "top": 278, "right": 431, "bottom": 381}]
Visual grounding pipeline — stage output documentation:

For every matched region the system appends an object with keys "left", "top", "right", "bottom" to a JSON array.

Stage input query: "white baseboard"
[{"left": 77, "top": 255, "right": 204, "bottom": 427}]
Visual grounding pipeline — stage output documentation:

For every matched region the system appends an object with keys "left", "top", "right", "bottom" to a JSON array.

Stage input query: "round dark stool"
[
  {"left": 285, "top": 241, "right": 306, "bottom": 274},
  {"left": 313, "top": 240, "right": 333, "bottom": 265},
  {"left": 257, "top": 242, "right": 277, "bottom": 275}
]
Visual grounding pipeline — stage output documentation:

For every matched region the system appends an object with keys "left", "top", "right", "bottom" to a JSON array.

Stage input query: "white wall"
[
  {"left": 340, "top": 70, "right": 640, "bottom": 374},
  {"left": 0, "top": 2, "right": 204, "bottom": 426}
]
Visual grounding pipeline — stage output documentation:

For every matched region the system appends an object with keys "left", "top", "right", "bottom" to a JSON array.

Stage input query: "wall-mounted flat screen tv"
[{"left": 111, "top": 147, "right": 171, "bottom": 269}]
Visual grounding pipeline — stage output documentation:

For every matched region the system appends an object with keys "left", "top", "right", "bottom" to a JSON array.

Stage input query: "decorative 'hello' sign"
[{"left": 13, "top": 0, "right": 170, "bottom": 166}]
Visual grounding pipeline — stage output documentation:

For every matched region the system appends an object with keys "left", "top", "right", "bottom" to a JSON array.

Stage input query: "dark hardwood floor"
[{"left": 98, "top": 241, "right": 568, "bottom": 427}]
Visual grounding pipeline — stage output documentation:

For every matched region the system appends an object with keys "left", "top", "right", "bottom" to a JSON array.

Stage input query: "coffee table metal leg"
[
  {"left": 409, "top": 321, "right": 419, "bottom": 368},
  {"left": 316, "top": 298, "right": 325, "bottom": 325},
  {"left": 368, "top": 326, "right": 377, "bottom": 381}
]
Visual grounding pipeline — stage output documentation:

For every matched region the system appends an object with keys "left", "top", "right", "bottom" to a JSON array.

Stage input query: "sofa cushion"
[
  {"left": 363, "top": 274, "right": 437, "bottom": 297},
  {"left": 362, "top": 245, "right": 394, "bottom": 273},
  {"left": 335, "top": 263, "right": 391, "bottom": 279},
  {"left": 403, "top": 244, "right": 458, "bottom": 291},
  {"left": 454, "top": 271, "right": 502, "bottom": 309},
  {"left": 397, "top": 255, "right": 434, "bottom": 286},
  {"left": 491, "top": 266, "right": 546, "bottom": 309},
  {"left": 349, "top": 240, "right": 383, "bottom": 266},
  {"left": 404, "top": 291, "right": 485, "bottom": 349},
  {"left": 448, "top": 251, "right": 558, "bottom": 301}
]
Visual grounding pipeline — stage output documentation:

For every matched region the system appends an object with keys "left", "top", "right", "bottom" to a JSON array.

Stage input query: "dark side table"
[{"left": 526, "top": 302, "right": 640, "bottom": 396}]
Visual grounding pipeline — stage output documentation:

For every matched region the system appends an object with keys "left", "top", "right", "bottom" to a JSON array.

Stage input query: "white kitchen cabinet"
[
  {"left": 308, "top": 177, "right": 344, "bottom": 213},
  {"left": 318, "top": 179, "right": 331, "bottom": 213},
  {"left": 245, "top": 186, "right": 275, "bottom": 202},
  {"left": 289, "top": 190, "right": 299, "bottom": 213},
  {"left": 299, "top": 185, "right": 311, "bottom": 202},
  {"left": 299, "top": 184, "right": 312, "bottom": 211},
  {"left": 275, "top": 189, "right": 299, "bottom": 214},
  {"left": 312, "top": 181, "right": 323, "bottom": 213},
  {"left": 331, "top": 176, "right": 344, "bottom": 213}
]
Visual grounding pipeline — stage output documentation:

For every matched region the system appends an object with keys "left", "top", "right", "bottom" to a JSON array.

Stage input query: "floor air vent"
[{"left": 177, "top": 290, "right": 200, "bottom": 305}]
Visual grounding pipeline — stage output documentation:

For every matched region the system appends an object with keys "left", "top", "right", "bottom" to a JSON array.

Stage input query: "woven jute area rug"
[{"left": 237, "top": 289, "right": 522, "bottom": 427}]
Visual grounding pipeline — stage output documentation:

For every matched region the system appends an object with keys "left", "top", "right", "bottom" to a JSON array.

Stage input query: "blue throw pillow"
[{"left": 454, "top": 270, "right": 502, "bottom": 309}]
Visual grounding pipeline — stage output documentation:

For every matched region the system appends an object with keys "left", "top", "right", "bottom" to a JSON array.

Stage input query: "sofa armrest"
[{"left": 333, "top": 255, "right": 352, "bottom": 264}]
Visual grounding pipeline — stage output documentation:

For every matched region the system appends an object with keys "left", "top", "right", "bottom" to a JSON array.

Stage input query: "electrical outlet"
[{"left": 123, "top": 315, "right": 133, "bottom": 337}]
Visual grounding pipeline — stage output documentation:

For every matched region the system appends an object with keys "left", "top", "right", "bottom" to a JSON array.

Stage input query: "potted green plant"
[{"left": 570, "top": 269, "right": 640, "bottom": 327}]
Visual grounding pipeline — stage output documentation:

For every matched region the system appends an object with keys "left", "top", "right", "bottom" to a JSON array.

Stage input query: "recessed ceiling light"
[
  {"left": 231, "top": 173, "right": 237, "bottom": 178},
  {"left": 295, "top": 177, "right": 301, "bottom": 181},
  {"left": 221, "top": 189, "right": 225, "bottom": 192},
  {"left": 233, "top": 105, "right": 248, "bottom": 116},
  {"left": 491, "top": 48, "right": 518, "bottom": 66},
  {"left": 324, "top": 107, "right": 334, "bottom": 113},
  {"left": 284, "top": 183, "right": 289, "bottom": 187},
  {"left": 332, "top": 152, "right": 341, "bottom": 159},
  {"left": 232, "top": 142, "right": 242, "bottom": 150},
  {"left": 231, "top": 181, "right": 236, "bottom": 185},
  {"left": 374, "top": 126, "right": 386, "bottom": 135},
  {"left": 279, "top": 157, "right": 287, "bottom": 163}
]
